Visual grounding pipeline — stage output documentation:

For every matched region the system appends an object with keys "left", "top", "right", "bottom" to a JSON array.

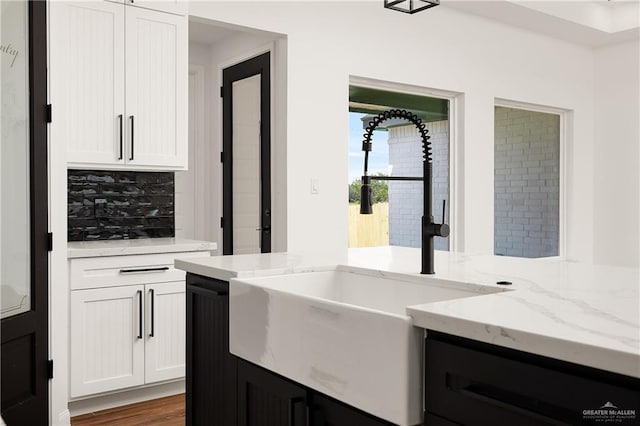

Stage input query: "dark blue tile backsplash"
[{"left": 68, "top": 170, "right": 175, "bottom": 241}]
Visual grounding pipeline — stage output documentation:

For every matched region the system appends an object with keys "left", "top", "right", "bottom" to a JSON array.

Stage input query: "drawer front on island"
[{"left": 425, "top": 332, "right": 640, "bottom": 426}]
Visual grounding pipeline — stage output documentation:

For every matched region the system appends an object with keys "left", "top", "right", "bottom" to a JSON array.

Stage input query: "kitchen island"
[{"left": 176, "top": 247, "right": 639, "bottom": 425}]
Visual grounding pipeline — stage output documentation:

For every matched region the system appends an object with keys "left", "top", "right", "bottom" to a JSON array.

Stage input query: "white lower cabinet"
[
  {"left": 70, "top": 285, "right": 146, "bottom": 397},
  {"left": 69, "top": 251, "right": 207, "bottom": 399},
  {"left": 144, "top": 281, "right": 186, "bottom": 383}
]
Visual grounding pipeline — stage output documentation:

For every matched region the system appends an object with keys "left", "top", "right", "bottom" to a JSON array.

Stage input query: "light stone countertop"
[
  {"left": 68, "top": 237, "right": 217, "bottom": 258},
  {"left": 175, "top": 246, "right": 640, "bottom": 379},
  {"left": 174, "top": 250, "right": 344, "bottom": 281}
]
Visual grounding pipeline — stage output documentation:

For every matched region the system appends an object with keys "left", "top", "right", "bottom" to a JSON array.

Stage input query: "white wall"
[
  {"left": 189, "top": 1, "right": 599, "bottom": 263},
  {"left": 594, "top": 39, "right": 640, "bottom": 268},
  {"left": 175, "top": 43, "right": 215, "bottom": 243}
]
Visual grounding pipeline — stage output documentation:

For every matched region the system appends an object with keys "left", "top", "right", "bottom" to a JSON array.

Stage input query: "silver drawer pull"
[{"left": 119, "top": 267, "right": 170, "bottom": 274}]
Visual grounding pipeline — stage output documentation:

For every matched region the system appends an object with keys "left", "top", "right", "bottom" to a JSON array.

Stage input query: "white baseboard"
[
  {"left": 53, "top": 409, "right": 71, "bottom": 426},
  {"left": 68, "top": 380, "right": 185, "bottom": 417}
]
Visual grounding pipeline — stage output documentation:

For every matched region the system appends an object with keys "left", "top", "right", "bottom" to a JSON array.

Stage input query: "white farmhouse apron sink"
[{"left": 229, "top": 267, "right": 505, "bottom": 426}]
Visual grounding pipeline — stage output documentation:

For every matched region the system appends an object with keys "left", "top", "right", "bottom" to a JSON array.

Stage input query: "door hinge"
[
  {"left": 47, "top": 360, "right": 53, "bottom": 379},
  {"left": 47, "top": 232, "right": 53, "bottom": 251},
  {"left": 220, "top": 151, "right": 224, "bottom": 163},
  {"left": 46, "top": 104, "right": 52, "bottom": 123},
  {"left": 220, "top": 86, "right": 224, "bottom": 98},
  {"left": 220, "top": 217, "right": 224, "bottom": 228}
]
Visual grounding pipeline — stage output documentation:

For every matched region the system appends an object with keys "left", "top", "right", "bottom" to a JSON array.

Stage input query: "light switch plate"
[{"left": 311, "top": 178, "right": 320, "bottom": 195}]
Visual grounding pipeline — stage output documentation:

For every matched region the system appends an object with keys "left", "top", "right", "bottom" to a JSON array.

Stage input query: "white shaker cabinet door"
[
  {"left": 70, "top": 285, "right": 145, "bottom": 398},
  {"left": 55, "top": 1, "right": 126, "bottom": 166},
  {"left": 144, "top": 281, "right": 186, "bottom": 383},
  {"left": 125, "top": 7, "right": 187, "bottom": 169}
]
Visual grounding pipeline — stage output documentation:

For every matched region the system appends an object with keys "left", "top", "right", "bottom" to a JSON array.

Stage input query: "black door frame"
[
  {"left": 1, "top": 1, "right": 49, "bottom": 424},
  {"left": 221, "top": 52, "right": 271, "bottom": 255}
]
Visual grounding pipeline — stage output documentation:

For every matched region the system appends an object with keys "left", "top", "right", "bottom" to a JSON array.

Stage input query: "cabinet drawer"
[
  {"left": 425, "top": 334, "right": 640, "bottom": 426},
  {"left": 70, "top": 251, "right": 209, "bottom": 290}
]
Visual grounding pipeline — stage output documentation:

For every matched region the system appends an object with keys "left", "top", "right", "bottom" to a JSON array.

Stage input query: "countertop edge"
[
  {"left": 68, "top": 239, "right": 218, "bottom": 259},
  {"left": 408, "top": 308, "right": 640, "bottom": 379}
]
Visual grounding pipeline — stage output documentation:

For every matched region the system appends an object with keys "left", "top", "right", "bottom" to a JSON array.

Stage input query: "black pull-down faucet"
[{"left": 359, "top": 109, "right": 449, "bottom": 274}]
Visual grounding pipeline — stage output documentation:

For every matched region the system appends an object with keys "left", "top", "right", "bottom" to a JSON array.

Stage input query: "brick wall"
[
  {"left": 494, "top": 107, "right": 559, "bottom": 257},
  {"left": 388, "top": 120, "right": 449, "bottom": 250}
]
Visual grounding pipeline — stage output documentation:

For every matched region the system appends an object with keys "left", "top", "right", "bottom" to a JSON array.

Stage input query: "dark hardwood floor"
[{"left": 71, "top": 394, "right": 185, "bottom": 426}]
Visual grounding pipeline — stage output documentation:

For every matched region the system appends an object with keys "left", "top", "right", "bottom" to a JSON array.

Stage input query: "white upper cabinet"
[
  {"left": 59, "top": 2, "right": 126, "bottom": 166},
  {"left": 53, "top": 1, "right": 187, "bottom": 171},
  {"left": 125, "top": 7, "right": 187, "bottom": 168}
]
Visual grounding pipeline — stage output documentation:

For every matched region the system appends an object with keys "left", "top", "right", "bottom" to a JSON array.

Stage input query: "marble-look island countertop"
[
  {"left": 174, "top": 250, "right": 342, "bottom": 281},
  {"left": 68, "top": 237, "right": 217, "bottom": 258},
  {"left": 175, "top": 246, "right": 640, "bottom": 379}
]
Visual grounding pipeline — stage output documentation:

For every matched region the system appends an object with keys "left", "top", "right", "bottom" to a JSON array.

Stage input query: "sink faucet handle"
[{"left": 432, "top": 199, "right": 449, "bottom": 238}]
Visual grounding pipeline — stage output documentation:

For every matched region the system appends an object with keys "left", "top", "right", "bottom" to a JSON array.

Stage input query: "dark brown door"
[
  {"left": 221, "top": 52, "right": 271, "bottom": 255},
  {"left": 1, "top": 1, "right": 49, "bottom": 424}
]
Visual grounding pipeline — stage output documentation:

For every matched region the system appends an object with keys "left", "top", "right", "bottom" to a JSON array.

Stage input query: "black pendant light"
[{"left": 384, "top": 0, "right": 440, "bottom": 14}]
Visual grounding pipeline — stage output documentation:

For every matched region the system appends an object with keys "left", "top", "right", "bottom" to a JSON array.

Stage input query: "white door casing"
[{"left": 174, "top": 68, "right": 200, "bottom": 238}]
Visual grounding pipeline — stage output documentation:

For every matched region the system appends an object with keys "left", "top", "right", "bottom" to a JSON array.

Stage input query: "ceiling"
[
  {"left": 444, "top": 0, "right": 640, "bottom": 47},
  {"left": 186, "top": 1, "right": 640, "bottom": 48},
  {"left": 188, "top": 20, "right": 237, "bottom": 45}
]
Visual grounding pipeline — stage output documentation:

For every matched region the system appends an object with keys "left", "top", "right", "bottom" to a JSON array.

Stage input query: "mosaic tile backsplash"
[{"left": 68, "top": 170, "right": 175, "bottom": 241}]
